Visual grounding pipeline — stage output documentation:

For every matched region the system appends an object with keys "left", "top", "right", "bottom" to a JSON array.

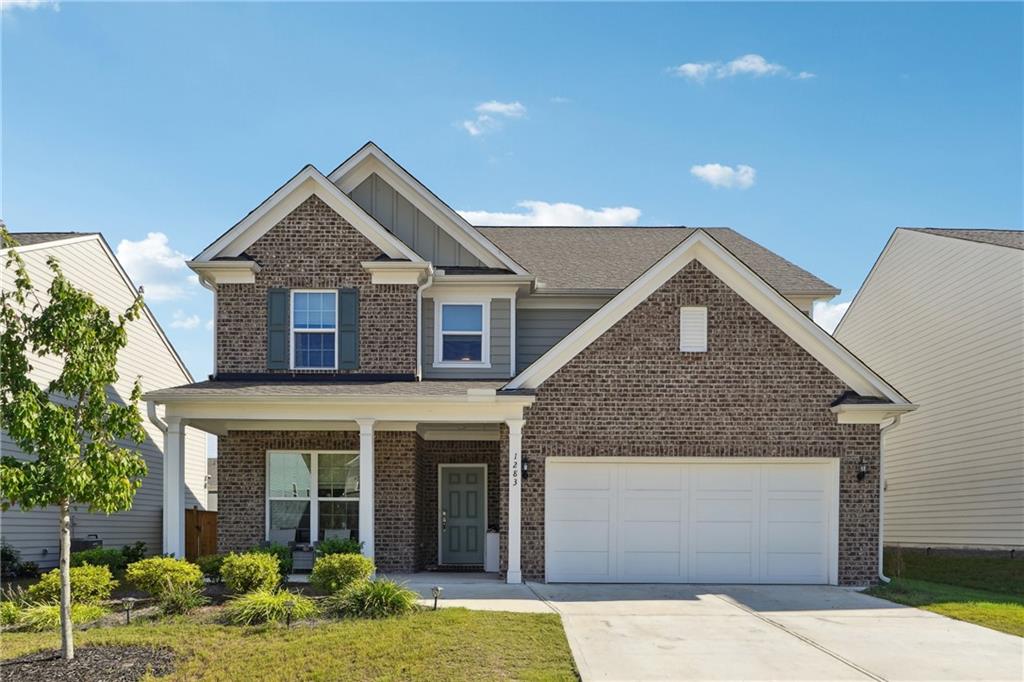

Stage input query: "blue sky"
[{"left": 3, "top": 1, "right": 1022, "bottom": 379}]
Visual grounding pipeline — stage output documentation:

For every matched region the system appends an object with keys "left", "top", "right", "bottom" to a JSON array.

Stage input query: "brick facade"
[
  {"left": 216, "top": 194, "right": 417, "bottom": 375},
  {"left": 500, "top": 260, "right": 880, "bottom": 585}
]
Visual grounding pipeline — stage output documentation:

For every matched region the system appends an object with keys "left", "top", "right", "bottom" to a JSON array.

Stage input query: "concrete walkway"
[{"left": 387, "top": 576, "right": 1023, "bottom": 681}]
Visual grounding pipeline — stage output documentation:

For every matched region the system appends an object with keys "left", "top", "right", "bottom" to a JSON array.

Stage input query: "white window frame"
[
  {"left": 290, "top": 289, "right": 339, "bottom": 370},
  {"left": 433, "top": 299, "right": 491, "bottom": 368},
  {"left": 265, "top": 450, "right": 360, "bottom": 544}
]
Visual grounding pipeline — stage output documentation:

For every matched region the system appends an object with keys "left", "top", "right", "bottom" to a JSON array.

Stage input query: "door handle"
[{"left": 442, "top": 509, "right": 447, "bottom": 531}]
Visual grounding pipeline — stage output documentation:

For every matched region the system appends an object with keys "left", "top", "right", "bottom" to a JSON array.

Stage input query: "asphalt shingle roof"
[
  {"left": 905, "top": 228, "right": 1024, "bottom": 251},
  {"left": 144, "top": 379, "right": 507, "bottom": 400},
  {"left": 477, "top": 226, "right": 840, "bottom": 296},
  {"left": 7, "top": 232, "right": 98, "bottom": 246}
]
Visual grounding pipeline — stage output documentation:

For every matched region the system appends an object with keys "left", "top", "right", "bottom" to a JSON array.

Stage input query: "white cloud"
[
  {"left": 813, "top": 300, "right": 851, "bottom": 334},
  {"left": 459, "top": 201, "right": 642, "bottom": 227},
  {"left": 169, "top": 310, "right": 201, "bottom": 330},
  {"left": 670, "top": 54, "right": 813, "bottom": 83},
  {"left": 550, "top": 96, "right": 572, "bottom": 104},
  {"left": 690, "top": 163, "right": 757, "bottom": 190},
  {"left": 461, "top": 100, "right": 527, "bottom": 136},
  {"left": 1, "top": 0, "right": 59, "bottom": 12},
  {"left": 116, "top": 232, "right": 198, "bottom": 302},
  {"left": 206, "top": 319, "right": 214, "bottom": 331}
]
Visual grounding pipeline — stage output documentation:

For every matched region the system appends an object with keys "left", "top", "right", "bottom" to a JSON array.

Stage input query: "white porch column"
[
  {"left": 506, "top": 418, "right": 525, "bottom": 584},
  {"left": 357, "top": 419, "right": 375, "bottom": 562},
  {"left": 162, "top": 417, "right": 186, "bottom": 557}
]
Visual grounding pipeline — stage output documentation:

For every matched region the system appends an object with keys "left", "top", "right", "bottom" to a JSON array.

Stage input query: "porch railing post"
[{"left": 357, "top": 419, "right": 376, "bottom": 564}]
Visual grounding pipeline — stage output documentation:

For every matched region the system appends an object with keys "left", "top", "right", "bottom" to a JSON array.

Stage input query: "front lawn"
[
  {"left": 882, "top": 548, "right": 1023, "bottom": 596},
  {"left": 1, "top": 608, "right": 578, "bottom": 680},
  {"left": 868, "top": 577, "right": 1024, "bottom": 637}
]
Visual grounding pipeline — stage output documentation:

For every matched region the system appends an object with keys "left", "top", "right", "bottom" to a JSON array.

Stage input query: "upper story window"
[
  {"left": 292, "top": 290, "right": 337, "bottom": 369},
  {"left": 434, "top": 301, "right": 490, "bottom": 367}
]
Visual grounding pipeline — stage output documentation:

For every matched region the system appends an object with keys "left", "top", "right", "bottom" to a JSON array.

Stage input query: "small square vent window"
[{"left": 679, "top": 307, "right": 708, "bottom": 353}]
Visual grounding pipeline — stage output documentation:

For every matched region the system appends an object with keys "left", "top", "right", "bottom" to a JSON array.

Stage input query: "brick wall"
[
  {"left": 216, "top": 194, "right": 417, "bottom": 375},
  {"left": 503, "top": 260, "right": 880, "bottom": 585},
  {"left": 216, "top": 430, "right": 419, "bottom": 573},
  {"left": 414, "top": 438, "right": 500, "bottom": 568}
]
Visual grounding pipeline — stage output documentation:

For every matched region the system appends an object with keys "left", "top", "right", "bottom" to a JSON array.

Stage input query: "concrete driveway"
[{"left": 529, "top": 583, "right": 1023, "bottom": 682}]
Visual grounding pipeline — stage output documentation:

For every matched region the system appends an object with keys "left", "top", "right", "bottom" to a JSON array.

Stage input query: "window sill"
[{"left": 432, "top": 361, "right": 492, "bottom": 369}]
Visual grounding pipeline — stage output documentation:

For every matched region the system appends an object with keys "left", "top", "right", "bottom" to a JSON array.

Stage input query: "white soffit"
[
  {"left": 194, "top": 166, "right": 423, "bottom": 263},
  {"left": 329, "top": 142, "right": 528, "bottom": 275},
  {"left": 506, "top": 230, "right": 910, "bottom": 405}
]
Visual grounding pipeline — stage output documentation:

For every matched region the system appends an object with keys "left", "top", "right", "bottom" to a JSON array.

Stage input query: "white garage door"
[{"left": 545, "top": 459, "right": 838, "bottom": 584}]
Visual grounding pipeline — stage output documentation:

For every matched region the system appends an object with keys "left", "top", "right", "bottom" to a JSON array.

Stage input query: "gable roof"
[
  {"left": 505, "top": 229, "right": 912, "bottom": 411},
  {"left": 328, "top": 142, "right": 528, "bottom": 275},
  {"left": 194, "top": 165, "right": 423, "bottom": 262},
  {"left": 904, "top": 227, "right": 1023, "bottom": 250},
  {"left": 4, "top": 232, "right": 193, "bottom": 382},
  {"left": 477, "top": 226, "right": 840, "bottom": 297}
]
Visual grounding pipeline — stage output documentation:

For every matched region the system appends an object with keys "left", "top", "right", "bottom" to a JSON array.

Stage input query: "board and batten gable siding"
[
  {"left": 350, "top": 173, "right": 486, "bottom": 268},
  {"left": 422, "top": 298, "right": 511, "bottom": 378},
  {"left": 515, "top": 307, "right": 597, "bottom": 374},
  {"left": 0, "top": 237, "right": 206, "bottom": 568},
  {"left": 836, "top": 229, "right": 1024, "bottom": 550}
]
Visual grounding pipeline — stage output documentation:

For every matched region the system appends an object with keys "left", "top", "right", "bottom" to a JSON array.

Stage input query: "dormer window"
[
  {"left": 292, "top": 290, "right": 338, "bottom": 369},
  {"left": 434, "top": 301, "right": 490, "bottom": 367}
]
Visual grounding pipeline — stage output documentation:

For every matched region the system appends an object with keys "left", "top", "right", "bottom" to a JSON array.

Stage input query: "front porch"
[{"left": 145, "top": 381, "right": 532, "bottom": 583}]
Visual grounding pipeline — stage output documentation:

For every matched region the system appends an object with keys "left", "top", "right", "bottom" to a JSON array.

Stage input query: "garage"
[{"left": 545, "top": 458, "right": 839, "bottom": 584}]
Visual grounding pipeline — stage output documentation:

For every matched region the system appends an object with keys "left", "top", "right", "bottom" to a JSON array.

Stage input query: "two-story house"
[{"left": 145, "top": 143, "right": 915, "bottom": 585}]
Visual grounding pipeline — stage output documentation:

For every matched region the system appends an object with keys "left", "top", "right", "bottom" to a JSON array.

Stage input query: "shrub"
[
  {"left": 18, "top": 561, "right": 39, "bottom": 578},
  {"left": 158, "top": 580, "right": 210, "bottom": 615},
  {"left": 309, "top": 553, "right": 374, "bottom": 594},
  {"left": 1, "top": 539, "right": 22, "bottom": 580},
  {"left": 125, "top": 557, "right": 203, "bottom": 598},
  {"left": 121, "top": 541, "right": 147, "bottom": 565},
  {"left": 322, "top": 579, "right": 418, "bottom": 619},
  {"left": 1, "top": 601, "right": 20, "bottom": 626},
  {"left": 248, "top": 543, "right": 292, "bottom": 577},
  {"left": 316, "top": 537, "right": 363, "bottom": 557},
  {"left": 223, "top": 589, "right": 317, "bottom": 626},
  {"left": 26, "top": 565, "right": 117, "bottom": 604},
  {"left": 20, "top": 603, "right": 107, "bottom": 631},
  {"left": 194, "top": 554, "right": 226, "bottom": 582},
  {"left": 70, "top": 548, "right": 126, "bottom": 572},
  {"left": 221, "top": 552, "right": 280, "bottom": 594}
]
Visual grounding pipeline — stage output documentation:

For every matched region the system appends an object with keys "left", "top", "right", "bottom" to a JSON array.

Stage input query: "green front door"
[{"left": 440, "top": 465, "right": 486, "bottom": 565}]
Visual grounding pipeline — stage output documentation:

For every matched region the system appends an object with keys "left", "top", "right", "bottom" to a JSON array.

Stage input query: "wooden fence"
[{"left": 184, "top": 507, "right": 218, "bottom": 561}]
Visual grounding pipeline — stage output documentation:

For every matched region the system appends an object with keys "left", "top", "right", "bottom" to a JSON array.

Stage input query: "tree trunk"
[{"left": 59, "top": 498, "right": 74, "bottom": 660}]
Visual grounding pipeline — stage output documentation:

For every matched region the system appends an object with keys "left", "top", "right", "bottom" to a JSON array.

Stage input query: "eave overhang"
[{"left": 830, "top": 403, "right": 918, "bottom": 425}]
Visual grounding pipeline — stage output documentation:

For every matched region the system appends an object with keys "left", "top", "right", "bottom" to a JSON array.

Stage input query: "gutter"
[
  {"left": 877, "top": 414, "right": 903, "bottom": 583},
  {"left": 415, "top": 270, "right": 434, "bottom": 380}
]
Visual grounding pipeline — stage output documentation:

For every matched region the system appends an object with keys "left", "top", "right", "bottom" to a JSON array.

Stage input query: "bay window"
[{"left": 266, "top": 451, "right": 359, "bottom": 545}]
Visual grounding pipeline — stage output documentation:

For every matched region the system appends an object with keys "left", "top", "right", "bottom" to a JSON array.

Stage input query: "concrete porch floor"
[{"left": 381, "top": 571, "right": 553, "bottom": 613}]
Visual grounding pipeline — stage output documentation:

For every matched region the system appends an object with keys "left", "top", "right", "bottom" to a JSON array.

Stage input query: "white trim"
[
  {"left": 2, "top": 234, "right": 99, "bottom": 254},
  {"left": 357, "top": 419, "right": 375, "bottom": 561},
  {"left": 506, "top": 419, "right": 524, "bottom": 584},
  {"left": 290, "top": 289, "right": 339, "bottom": 371},
  {"left": 361, "top": 261, "right": 432, "bottom": 285},
  {"left": 506, "top": 230, "right": 911, "bottom": 405},
  {"left": 162, "top": 417, "right": 186, "bottom": 557},
  {"left": 265, "top": 450, "right": 361, "bottom": 546},
  {"left": 509, "top": 289, "right": 517, "bottom": 377},
  {"left": 433, "top": 299, "right": 491, "bottom": 368},
  {"left": 186, "top": 260, "right": 260, "bottom": 285},
  {"left": 328, "top": 143, "right": 527, "bottom": 274},
  {"left": 194, "top": 166, "right": 423, "bottom": 263},
  {"left": 437, "top": 463, "right": 488, "bottom": 566},
  {"left": 830, "top": 402, "right": 917, "bottom": 424},
  {"left": 543, "top": 456, "right": 841, "bottom": 586}
]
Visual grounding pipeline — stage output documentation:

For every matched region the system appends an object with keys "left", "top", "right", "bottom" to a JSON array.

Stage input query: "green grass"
[
  {"left": 883, "top": 549, "right": 1023, "bottom": 596},
  {"left": 1, "top": 608, "right": 578, "bottom": 681},
  {"left": 868, "top": 577, "right": 1024, "bottom": 637}
]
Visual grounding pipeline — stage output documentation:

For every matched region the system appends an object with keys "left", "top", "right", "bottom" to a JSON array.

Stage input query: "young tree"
[{"left": 0, "top": 227, "right": 148, "bottom": 660}]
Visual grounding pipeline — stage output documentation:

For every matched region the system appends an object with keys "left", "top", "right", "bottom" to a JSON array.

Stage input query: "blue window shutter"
[
  {"left": 338, "top": 288, "right": 359, "bottom": 370},
  {"left": 267, "top": 289, "right": 289, "bottom": 369}
]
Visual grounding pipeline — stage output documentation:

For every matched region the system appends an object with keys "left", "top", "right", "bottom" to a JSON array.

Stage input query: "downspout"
[
  {"left": 415, "top": 269, "right": 434, "bottom": 381},
  {"left": 877, "top": 415, "right": 903, "bottom": 583},
  {"left": 147, "top": 400, "right": 168, "bottom": 434}
]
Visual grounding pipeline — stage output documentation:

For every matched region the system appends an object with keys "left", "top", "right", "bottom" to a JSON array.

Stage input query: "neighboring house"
[
  {"left": 835, "top": 228, "right": 1024, "bottom": 552},
  {"left": 145, "top": 143, "right": 914, "bottom": 586},
  {"left": 1, "top": 232, "right": 207, "bottom": 568},
  {"left": 207, "top": 457, "right": 218, "bottom": 512}
]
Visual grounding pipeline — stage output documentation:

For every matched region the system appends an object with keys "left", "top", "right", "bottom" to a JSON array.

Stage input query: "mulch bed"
[{"left": 0, "top": 646, "right": 176, "bottom": 681}]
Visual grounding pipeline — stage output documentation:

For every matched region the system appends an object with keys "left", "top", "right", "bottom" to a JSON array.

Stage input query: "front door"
[{"left": 439, "top": 465, "right": 486, "bottom": 565}]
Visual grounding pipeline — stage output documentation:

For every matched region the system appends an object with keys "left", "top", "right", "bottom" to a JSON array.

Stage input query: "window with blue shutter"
[
  {"left": 337, "top": 288, "right": 359, "bottom": 370},
  {"left": 267, "top": 289, "right": 290, "bottom": 369},
  {"left": 291, "top": 291, "right": 338, "bottom": 369}
]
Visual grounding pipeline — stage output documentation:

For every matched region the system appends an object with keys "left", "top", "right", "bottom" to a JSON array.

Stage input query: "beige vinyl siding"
[
  {"left": 0, "top": 237, "right": 206, "bottom": 567},
  {"left": 422, "top": 298, "right": 512, "bottom": 378},
  {"left": 836, "top": 229, "right": 1024, "bottom": 549}
]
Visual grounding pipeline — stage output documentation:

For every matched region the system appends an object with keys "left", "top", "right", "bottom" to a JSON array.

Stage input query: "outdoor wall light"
[
  {"left": 522, "top": 456, "right": 529, "bottom": 481},
  {"left": 431, "top": 585, "right": 443, "bottom": 610},
  {"left": 284, "top": 599, "right": 296, "bottom": 628},
  {"left": 122, "top": 597, "right": 137, "bottom": 624},
  {"left": 857, "top": 459, "right": 868, "bottom": 482}
]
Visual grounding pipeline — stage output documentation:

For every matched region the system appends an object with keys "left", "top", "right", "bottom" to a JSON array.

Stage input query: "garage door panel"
[{"left": 546, "top": 460, "right": 835, "bottom": 585}]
